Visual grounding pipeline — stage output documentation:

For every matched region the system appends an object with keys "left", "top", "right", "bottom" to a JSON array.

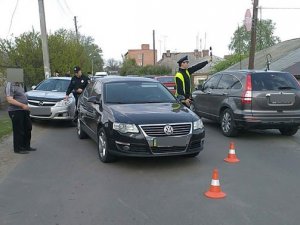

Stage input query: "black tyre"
[
  {"left": 220, "top": 109, "right": 238, "bottom": 137},
  {"left": 97, "top": 128, "right": 115, "bottom": 163},
  {"left": 77, "top": 118, "right": 88, "bottom": 139},
  {"left": 279, "top": 127, "right": 298, "bottom": 136}
]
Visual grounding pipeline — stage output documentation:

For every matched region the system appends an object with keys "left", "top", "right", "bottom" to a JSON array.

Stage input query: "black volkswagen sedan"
[{"left": 77, "top": 76, "right": 205, "bottom": 163}]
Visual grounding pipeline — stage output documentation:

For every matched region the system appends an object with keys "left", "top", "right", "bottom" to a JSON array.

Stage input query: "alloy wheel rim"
[
  {"left": 98, "top": 132, "right": 106, "bottom": 157},
  {"left": 222, "top": 112, "right": 231, "bottom": 133},
  {"left": 77, "top": 119, "right": 81, "bottom": 135}
]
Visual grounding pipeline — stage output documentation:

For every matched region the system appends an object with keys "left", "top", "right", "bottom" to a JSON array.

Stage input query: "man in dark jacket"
[
  {"left": 175, "top": 55, "right": 209, "bottom": 107},
  {"left": 5, "top": 81, "right": 36, "bottom": 154},
  {"left": 65, "top": 66, "right": 89, "bottom": 120}
]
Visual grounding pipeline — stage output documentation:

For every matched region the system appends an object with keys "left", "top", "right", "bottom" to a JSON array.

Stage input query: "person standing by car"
[
  {"left": 5, "top": 81, "right": 36, "bottom": 154},
  {"left": 175, "top": 55, "right": 209, "bottom": 107},
  {"left": 65, "top": 66, "right": 89, "bottom": 118}
]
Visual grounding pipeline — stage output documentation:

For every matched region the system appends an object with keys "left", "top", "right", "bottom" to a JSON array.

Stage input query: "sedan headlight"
[
  {"left": 55, "top": 99, "right": 73, "bottom": 107},
  {"left": 193, "top": 119, "right": 204, "bottom": 130},
  {"left": 113, "top": 123, "right": 139, "bottom": 133}
]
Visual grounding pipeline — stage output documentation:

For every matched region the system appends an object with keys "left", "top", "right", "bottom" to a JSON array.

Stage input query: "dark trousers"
[{"left": 8, "top": 110, "right": 32, "bottom": 152}]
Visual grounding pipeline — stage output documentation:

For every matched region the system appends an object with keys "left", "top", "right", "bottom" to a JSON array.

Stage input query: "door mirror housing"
[
  {"left": 87, "top": 95, "right": 101, "bottom": 104},
  {"left": 176, "top": 95, "right": 185, "bottom": 102}
]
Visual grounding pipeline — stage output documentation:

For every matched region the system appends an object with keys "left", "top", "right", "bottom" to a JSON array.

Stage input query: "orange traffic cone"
[
  {"left": 224, "top": 142, "right": 240, "bottom": 163},
  {"left": 204, "top": 168, "right": 226, "bottom": 199}
]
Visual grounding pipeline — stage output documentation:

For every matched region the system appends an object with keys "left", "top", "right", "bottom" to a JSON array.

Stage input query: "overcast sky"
[{"left": 1, "top": 0, "right": 300, "bottom": 63}]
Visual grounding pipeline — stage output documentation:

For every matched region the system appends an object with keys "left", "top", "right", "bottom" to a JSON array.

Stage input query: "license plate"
[
  {"left": 153, "top": 136, "right": 187, "bottom": 147},
  {"left": 30, "top": 107, "right": 51, "bottom": 116},
  {"left": 268, "top": 93, "right": 295, "bottom": 105}
]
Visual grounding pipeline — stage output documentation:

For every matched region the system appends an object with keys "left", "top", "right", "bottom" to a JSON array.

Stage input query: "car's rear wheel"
[
  {"left": 77, "top": 118, "right": 87, "bottom": 139},
  {"left": 220, "top": 109, "right": 238, "bottom": 137},
  {"left": 279, "top": 126, "right": 298, "bottom": 136},
  {"left": 98, "top": 128, "right": 115, "bottom": 163}
]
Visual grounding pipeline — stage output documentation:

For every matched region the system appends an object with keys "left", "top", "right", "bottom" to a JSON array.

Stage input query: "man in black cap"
[
  {"left": 175, "top": 55, "right": 209, "bottom": 107},
  {"left": 65, "top": 66, "right": 90, "bottom": 120}
]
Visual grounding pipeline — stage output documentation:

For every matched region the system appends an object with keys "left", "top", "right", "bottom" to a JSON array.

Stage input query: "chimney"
[
  {"left": 141, "top": 44, "right": 150, "bottom": 50},
  {"left": 202, "top": 49, "right": 209, "bottom": 57},
  {"left": 166, "top": 50, "right": 171, "bottom": 57}
]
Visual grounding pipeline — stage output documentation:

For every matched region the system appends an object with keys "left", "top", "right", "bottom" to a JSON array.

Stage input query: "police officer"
[
  {"left": 5, "top": 81, "right": 36, "bottom": 154},
  {"left": 175, "top": 55, "right": 209, "bottom": 107},
  {"left": 65, "top": 66, "right": 89, "bottom": 119}
]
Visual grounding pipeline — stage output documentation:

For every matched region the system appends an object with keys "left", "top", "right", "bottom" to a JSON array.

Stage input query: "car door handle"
[{"left": 222, "top": 93, "right": 228, "bottom": 96}]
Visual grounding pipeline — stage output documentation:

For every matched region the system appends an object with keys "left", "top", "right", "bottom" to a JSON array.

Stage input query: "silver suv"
[{"left": 192, "top": 70, "right": 300, "bottom": 136}]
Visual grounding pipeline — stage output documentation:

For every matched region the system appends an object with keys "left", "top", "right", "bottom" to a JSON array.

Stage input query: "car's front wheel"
[
  {"left": 77, "top": 118, "right": 87, "bottom": 139},
  {"left": 220, "top": 109, "right": 238, "bottom": 137},
  {"left": 279, "top": 126, "right": 298, "bottom": 136},
  {"left": 98, "top": 128, "right": 115, "bottom": 163}
]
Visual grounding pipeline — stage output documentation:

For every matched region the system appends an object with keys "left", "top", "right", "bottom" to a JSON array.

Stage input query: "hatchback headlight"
[
  {"left": 193, "top": 119, "right": 204, "bottom": 130},
  {"left": 113, "top": 123, "right": 139, "bottom": 133},
  {"left": 55, "top": 99, "right": 72, "bottom": 107}
]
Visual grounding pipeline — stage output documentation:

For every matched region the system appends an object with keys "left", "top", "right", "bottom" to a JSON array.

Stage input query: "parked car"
[
  {"left": 26, "top": 77, "right": 76, "bottom": 121},
  {"left": 154, "top": 75, "right": 176, "bottom": 94},
  {"left": 77, "top": 76, "right": 205, "bottom": 163},
  {"left": 191, "top": 70, "right": 300, "bottom": 137}
]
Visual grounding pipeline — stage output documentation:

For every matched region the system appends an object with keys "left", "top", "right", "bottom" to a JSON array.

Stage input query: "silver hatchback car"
[{"left": 26, "top": 77, "right": 76, "bottom": 121}]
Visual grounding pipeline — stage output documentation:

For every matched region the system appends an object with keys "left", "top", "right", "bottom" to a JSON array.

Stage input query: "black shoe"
[
  {"left": 26, "top": 147, "right": 37, "bottom": 151},
  {"left": 15, "top": 150, "right": 29, "bottom": 154}
]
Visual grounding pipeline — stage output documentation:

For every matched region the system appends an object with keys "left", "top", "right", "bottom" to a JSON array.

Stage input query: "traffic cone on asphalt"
[
  {"left": 204, "top": 168, "right": 226, "bottom": 199},
  {"left": 224, "top": 142, "right": 240, "bottom": 163}
]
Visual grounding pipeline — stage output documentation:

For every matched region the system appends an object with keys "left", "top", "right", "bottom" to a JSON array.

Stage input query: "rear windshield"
[
  {"left": 252, "top": 72, "right": 300, "bottom": 91},
  {"left": 156, "top": 77, "right": 174, "bottom": 83}
]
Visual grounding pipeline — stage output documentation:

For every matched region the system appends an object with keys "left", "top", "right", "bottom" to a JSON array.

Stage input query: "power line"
[
  {"left": 61, "top": 0, "right": 74, "bottom": 16},
  {"left": 258, "top": 7, "right": 300, "bottom": 10},
  {"left": 7, "top": 0, "right": 19, "bottom": 37}
]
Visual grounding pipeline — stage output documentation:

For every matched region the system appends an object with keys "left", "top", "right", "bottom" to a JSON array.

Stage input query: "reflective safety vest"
[{"left": 175, "top": 70, "right": 191, "bottom": 96}]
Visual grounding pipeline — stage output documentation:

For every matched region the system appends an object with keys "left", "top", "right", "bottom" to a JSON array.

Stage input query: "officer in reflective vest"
[{"left": 175, "top": 55, "right": 209, "bottom": 107}]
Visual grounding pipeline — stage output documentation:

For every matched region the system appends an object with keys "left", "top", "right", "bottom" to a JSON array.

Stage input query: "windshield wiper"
[{"left": 278, "top": 86, "right": 296, "bottom": 90}]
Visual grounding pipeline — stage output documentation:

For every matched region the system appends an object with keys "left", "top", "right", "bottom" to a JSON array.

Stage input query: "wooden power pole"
[{"left": 248, "top": 0, "right": 259, "bottom": 69}]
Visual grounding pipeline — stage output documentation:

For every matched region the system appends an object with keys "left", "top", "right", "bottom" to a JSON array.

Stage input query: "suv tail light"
[{"left": 241, "top": 74, "right": 252, "bottom": 104}]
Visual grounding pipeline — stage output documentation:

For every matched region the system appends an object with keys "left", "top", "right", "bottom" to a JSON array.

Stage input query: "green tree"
[
  {"left": 0, "top": 28, "right": 103, "bottom": 86},
  {"left": 229, "top": 19, "right": 281, "bottom": 55},
  {"left": 120, "top": 58, "right": 171, "bottom": 76},
  {"left": 211, "top": 54, "right": 248, "bottom": 73}
]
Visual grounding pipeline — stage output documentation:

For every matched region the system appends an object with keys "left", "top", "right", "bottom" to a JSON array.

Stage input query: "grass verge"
[{"left": 0, "top": 115, "right": 12, "bottom": 140}]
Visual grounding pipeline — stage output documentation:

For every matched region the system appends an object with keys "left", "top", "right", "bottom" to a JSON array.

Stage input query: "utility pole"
[
  {"left": 153, "top": 30, "right": 156, "bottom": 65},
  {"left": 74, "top": 16, "right": 79, "bottom": 43},
  {"left": 38, "top": 0, "right": 51, "bottom": 79},
  {"left": 248, "top": 0, "right": 259, "bottom": 69}
]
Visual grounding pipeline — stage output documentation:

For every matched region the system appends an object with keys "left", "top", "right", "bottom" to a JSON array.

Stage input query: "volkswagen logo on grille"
[
  {"left": 38, "top": 101, "right": 44, "bottom": 106},
  {"left": 164, "top": 125, "right": 173, "bottom": 135}
]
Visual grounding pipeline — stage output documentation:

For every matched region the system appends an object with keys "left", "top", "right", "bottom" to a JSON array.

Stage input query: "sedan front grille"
[
  {"left": 140, "top": 123, "right": 192, "bottom": 137},
  {"left": 28, "top": 100, "right": 56, "bottom": 107}
]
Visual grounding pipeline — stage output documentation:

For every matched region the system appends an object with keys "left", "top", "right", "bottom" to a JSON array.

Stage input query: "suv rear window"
[{"left": 252, "top": 72, "right": 300, "bottom": 91}]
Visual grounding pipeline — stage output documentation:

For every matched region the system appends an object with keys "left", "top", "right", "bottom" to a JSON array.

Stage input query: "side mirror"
[
  {"left": 87, "top": 95, "right": 101, "bottom": 104},
  {"left": 31, "top": 85, "right": 36, "bottom": 90},
  {"left": 195, "top": 84, "right": 203, "bottom": 90},
  {"left": 176, "top": 95, "right": 185, "bottom": 102}
]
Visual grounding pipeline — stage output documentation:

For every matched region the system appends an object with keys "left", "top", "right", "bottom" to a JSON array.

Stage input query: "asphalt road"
[{"left": 0, "top": 119, "right": 299, "bottom": 225}]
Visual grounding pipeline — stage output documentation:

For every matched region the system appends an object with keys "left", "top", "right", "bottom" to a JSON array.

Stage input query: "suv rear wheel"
[
  {"left": 220, "top": 109, "right": 238, "bottom": 137},
  {"left": 279, "top": 126, "right": 298, "bottom": 136}
]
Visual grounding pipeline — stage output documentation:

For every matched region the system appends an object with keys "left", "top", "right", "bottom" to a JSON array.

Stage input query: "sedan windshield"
[
  {"left": 35, "top": 79, "right": 70, "bottom": 92},
  {"left": 104, "top": 81, "right": 176, "bottom": 104}
]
